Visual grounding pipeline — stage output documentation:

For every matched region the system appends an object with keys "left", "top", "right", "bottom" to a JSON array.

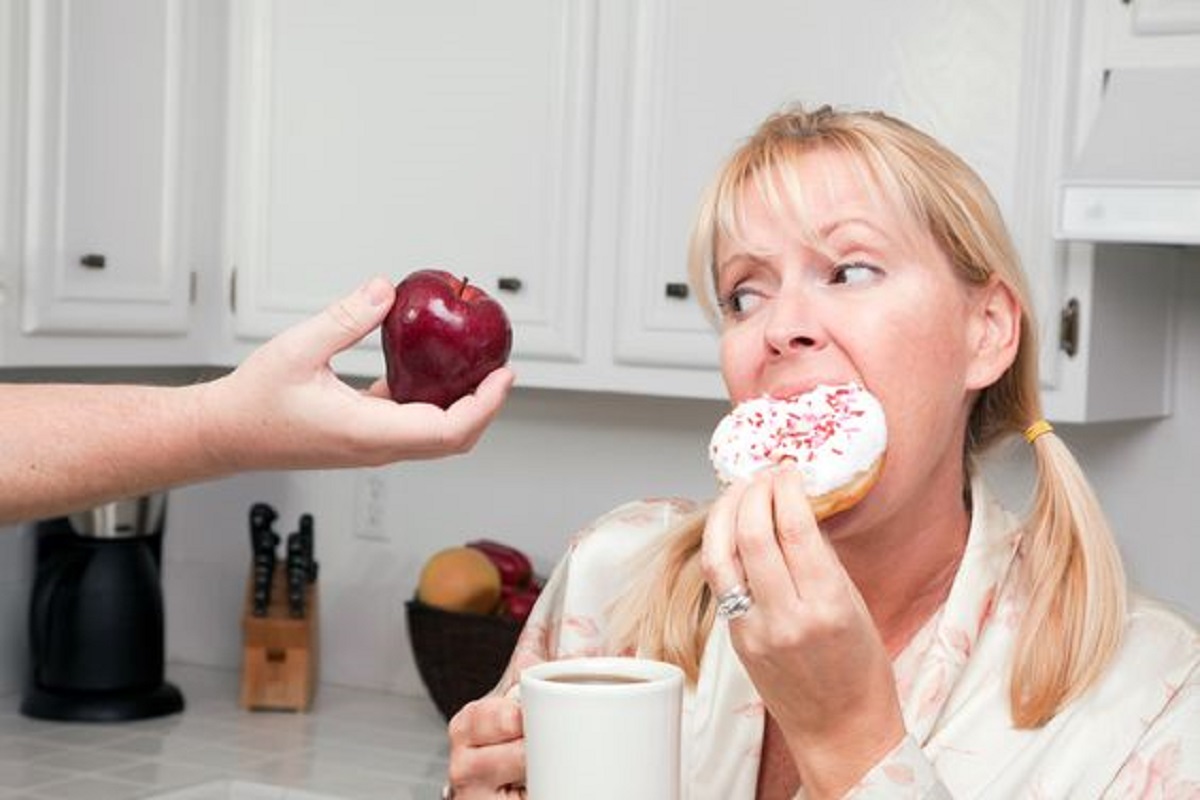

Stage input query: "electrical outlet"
[{"left": 354, "top": 470, "right": 389, "bottom": 542}]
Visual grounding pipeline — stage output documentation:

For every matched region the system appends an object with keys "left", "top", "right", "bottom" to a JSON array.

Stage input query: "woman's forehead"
[{"left": 717, "top": 153, "right": 921, "bottom": 253}]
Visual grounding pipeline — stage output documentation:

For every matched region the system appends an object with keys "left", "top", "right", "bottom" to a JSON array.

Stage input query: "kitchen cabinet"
[
  {"left": 1024, "top": 0, "right": 1200, "bottom": 421},
  {"left": 610, "top": 0, "right": 1190, "bottom": 421},
  {"left": 0, "top": 1, "right": 16, "bottom": 345},
  {"left": 5, "top": 1, "right": 1178, "bottom": 415},
  {"left": 226, "top": 0, "right": 1039, "bottom": 401},
  {"left": 228, "top": 0, "right": 1182, "bottom": 417},
  {"left": 609, "top": 0, "right": 1030, "bottom": 377},
  {"left": 18, "top": 0, "right": 195, "bottom": 336},
  {"left": 225, "top": 0, "right": 592, "bottom": 370},
  {"left": 0, "top": 0, "right": 233, "bottom": 369}
]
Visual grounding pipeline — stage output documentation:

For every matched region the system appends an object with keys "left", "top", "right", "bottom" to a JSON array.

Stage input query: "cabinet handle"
[
  {"left": 664, "top": 282, "right": 689, "bottom": 299},
  {"left": 497, "top": 277, "right": 523, "bottom": 292},
  {"left": 1059, "top": 298, "right": 1079, "bottom": 358},
  {"left": 80, "top": 253, "right": 106, "bottom": 269}
]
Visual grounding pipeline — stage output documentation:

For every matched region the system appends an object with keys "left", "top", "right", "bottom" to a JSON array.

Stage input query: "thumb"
[{"left": 283, "top": 277, "right": 395, "bottom": 360}]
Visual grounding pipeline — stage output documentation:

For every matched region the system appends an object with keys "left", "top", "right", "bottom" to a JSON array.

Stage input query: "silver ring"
[{"left": 715, "top": 584, "right": 753, "bottom": 620}]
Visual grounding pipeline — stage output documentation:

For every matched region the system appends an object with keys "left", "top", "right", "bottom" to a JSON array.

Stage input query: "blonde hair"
[{"left": 609, "top": 105, "right": 1126, "bottom": 729}]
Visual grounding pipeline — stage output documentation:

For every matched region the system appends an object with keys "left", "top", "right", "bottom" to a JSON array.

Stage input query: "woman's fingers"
[
  {"left": 770, "top": 468, "right": 834, "bottom": 592},
  {"left": 447, "top": 697, "right": 526, "bottom": 791},
  {"left": 731, "top": 471, "right": 800, "bottom": 615},
  {"left": 701, "top": 480, "right": 751, "bottom": 600}
]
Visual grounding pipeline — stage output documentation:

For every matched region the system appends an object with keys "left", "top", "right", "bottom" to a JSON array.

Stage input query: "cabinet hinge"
[
  {"left": 1059, "top": 297, "right": 1080, "bottom": 358},
  {"left": 229, "top": 267, "right": 237, "bottom": 313}
]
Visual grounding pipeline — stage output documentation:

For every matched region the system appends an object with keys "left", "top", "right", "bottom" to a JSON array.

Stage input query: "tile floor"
[{"left": 0, "top": 665, "right": 449, "bottom": 799}]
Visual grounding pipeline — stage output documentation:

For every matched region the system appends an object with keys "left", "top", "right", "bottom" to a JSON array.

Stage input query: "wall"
[{"left": 0, "top": 258, "right": 1195, "bottom": 702}]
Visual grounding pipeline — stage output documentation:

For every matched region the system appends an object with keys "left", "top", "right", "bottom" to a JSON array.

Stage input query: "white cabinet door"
[
  {"left": 612, "top": 0, "right": 1028, "bottom": 375},
  {"left": 19, "top": 0, "right": 194, "bottom": 335},
  {"left": 226, "top": 0, "right": 594, "bottom": 370},
  {"left": 1022, "top": 0, "right": 1196, "bottom": 421}
]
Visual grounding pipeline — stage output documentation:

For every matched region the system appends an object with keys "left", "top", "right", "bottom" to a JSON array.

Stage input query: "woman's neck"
[{"left": 833, "top": 481, "right": 971, "bottom": 656}]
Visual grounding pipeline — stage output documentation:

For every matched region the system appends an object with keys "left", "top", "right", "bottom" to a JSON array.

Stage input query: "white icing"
[{"left": 708, "top": 383, "right": 887, "bottom": 496}]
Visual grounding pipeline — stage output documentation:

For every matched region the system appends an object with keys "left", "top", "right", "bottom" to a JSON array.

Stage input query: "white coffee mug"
[{"left": 520, "top": 656, "right": 683, "bottom": 800}]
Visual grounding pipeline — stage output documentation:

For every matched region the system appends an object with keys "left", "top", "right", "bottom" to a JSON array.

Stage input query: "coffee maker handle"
[{"left": 28, "top": 558, "right": 71, "bottom": 682}]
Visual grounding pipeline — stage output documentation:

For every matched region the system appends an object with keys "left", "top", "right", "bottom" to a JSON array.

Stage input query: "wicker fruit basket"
[{"left": 405, "top": 598, "right": 521, "bottom": 721}]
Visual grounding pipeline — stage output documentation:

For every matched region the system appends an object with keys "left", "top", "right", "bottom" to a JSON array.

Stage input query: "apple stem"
[{"left": 459, "top": 276, "right": 469, "bottom": 298}]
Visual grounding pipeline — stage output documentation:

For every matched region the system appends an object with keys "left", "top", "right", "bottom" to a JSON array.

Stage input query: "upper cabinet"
[
  {"left": 1021, "top": 0, "right": 1199, "bottom": 422},
  {"left": 224, "top": 0, "right": 1042, "bottom": 402},
  {"left": 226, "top": 0, "right": 593, "bottom": 368},
  {"left": 0, "top": 0, "right": 233, "bottom": 369},
  {"left": 19, "top": 0, "right": 195, "bottom": 335},
  {"left": 610, "top": 0, "right": 1029, "bottom": 376},
  {"left": 3, "top": 1, "right": 1186, "bottom": 418}
]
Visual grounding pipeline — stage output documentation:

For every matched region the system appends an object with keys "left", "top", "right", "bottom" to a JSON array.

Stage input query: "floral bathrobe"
[{"left": 495, "top": 478, "right": 1200, "bottom": 798}]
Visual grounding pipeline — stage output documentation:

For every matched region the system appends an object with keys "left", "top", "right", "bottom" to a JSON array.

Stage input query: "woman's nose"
[{"left": 764, "top": 296, "right": 823, "bottom": 356}]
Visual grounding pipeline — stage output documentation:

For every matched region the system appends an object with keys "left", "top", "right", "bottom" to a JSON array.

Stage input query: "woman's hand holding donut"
[
  {"left": 701, "top": 468, "right": 906, "bottom": 799},
  {"left": 446, "top": 696, "right": 527, "bottom": 799}
]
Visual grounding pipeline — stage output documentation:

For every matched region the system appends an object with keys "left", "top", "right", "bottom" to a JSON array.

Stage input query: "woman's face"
[{"left": 713, "top": 151, "right": 1000, "bottom": 524}]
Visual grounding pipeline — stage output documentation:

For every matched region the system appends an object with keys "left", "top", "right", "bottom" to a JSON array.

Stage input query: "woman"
[{"left": 446, "top": 106, "right": 1199, "bottom": 798}]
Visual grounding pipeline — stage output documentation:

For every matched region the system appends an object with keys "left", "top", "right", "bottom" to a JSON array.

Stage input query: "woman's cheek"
[{"left": 719, "top": 333, "right": 758, "bottom": 401}]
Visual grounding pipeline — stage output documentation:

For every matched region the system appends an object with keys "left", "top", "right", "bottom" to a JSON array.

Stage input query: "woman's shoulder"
[
  {"left": 564, "top": 496, "right": 703, "bottom": 565},
  {"left": 513, "top": 497, "right": 703, "bottom": 663},
  {"left": 1125, "top": 593, "right": 1200, "bottom": 667},
  {"left": 570, "top": 496, "right": 702, "bottom": 545}
]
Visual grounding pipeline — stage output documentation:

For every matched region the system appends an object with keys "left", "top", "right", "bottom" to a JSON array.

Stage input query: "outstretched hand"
[{"left": 200, "top": 276, "right": 515, "bottom": 471}]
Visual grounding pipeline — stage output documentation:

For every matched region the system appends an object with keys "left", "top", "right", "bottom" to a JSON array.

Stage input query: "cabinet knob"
[
  {"left": 80, "top": 253, "right": 107, "bottom": 269},
  {"left": 664, "top": 282, "right": 689, "bottom": 299},
  {"left": 497, "top": 277, "right": 523, "bottom": 293}
]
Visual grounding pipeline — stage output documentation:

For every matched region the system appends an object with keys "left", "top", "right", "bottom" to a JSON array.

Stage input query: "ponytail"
[{"left": 1008, "top": 430, "right": 1127, "bottom": 727}]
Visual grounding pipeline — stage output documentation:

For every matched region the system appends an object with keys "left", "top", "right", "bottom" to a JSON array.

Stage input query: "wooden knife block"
[{"left": 240, "top": 570, "right": 319, "bottom": 712}]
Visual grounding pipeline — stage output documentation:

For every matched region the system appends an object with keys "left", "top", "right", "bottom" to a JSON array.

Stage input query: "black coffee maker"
[{"left": 22, "top": 493, "right": 185, "bottom": 722}]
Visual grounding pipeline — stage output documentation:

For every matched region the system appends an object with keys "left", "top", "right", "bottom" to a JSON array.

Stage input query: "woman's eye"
[
  {"left": 718, "top": 287, "right": 763, "bottom": 317},
  {"left": 830, "top": 261, "right": 880, "bottom": 285}
]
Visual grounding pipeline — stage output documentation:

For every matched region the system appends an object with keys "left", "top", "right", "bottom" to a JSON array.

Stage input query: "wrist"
[
  {"left": 790, "top": 723, "right": 906, "bottom": 800},
  {"left": 186, "top": 377, "right": 247, "bottom": 476}
]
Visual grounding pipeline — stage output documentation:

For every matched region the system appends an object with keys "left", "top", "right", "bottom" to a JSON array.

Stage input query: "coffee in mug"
[{"left": 543, "top": 672, "right": 649, "bottom": 685}]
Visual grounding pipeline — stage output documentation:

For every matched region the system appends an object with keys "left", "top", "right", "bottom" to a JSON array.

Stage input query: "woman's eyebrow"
[{"left": 714, "top": 251, "right": 773, "bottom": 277}]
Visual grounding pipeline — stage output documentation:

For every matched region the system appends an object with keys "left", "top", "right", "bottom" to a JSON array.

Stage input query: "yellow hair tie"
[{"left": 1023, "top": 419, "right": 1054, "bottom": 444}]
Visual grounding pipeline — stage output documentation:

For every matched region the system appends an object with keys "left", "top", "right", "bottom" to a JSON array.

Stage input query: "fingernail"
[{"left": 361, "top": 277, "right": 392, "bottom": 306}]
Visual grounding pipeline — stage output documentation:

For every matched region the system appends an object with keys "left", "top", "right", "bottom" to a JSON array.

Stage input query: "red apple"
[
  {"left": 467, "top": 539, "right": 534, "bottom": 588},
  {"left": 382, "top": 269, "right": 512, "bottom": 409},
  {"left": 500, "top": 583, "right": 541, "bottom": 624}
]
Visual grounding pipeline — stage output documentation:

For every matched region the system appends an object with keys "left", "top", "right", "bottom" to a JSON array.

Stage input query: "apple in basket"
[
  {"left": 468, "top": 539, "right": 542, "bottom": 623},
  {"left": 499, "top": 583, "right": 541, "bottom": 624},
  {"left": 416, "top": 540, "right": 543, "bottom": 622}
]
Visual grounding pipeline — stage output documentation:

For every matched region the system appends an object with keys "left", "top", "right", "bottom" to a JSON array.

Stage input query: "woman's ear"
[{"left": 964, "top": 277, "right": 1021, "bottom": 390}]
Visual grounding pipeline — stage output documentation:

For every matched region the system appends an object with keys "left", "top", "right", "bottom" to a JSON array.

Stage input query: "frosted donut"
[{"left": 708, "top": 382, "right": 887, "bottom": 520}]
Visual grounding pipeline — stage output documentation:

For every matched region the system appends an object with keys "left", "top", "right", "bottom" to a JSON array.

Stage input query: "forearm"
[{"left": 0, "top": 382, "right": 223, "bottom": 524}]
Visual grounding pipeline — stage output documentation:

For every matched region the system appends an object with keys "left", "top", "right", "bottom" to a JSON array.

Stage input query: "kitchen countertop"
[{"left": 0, "top": 665, "right": 451, "bottom": 800}]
